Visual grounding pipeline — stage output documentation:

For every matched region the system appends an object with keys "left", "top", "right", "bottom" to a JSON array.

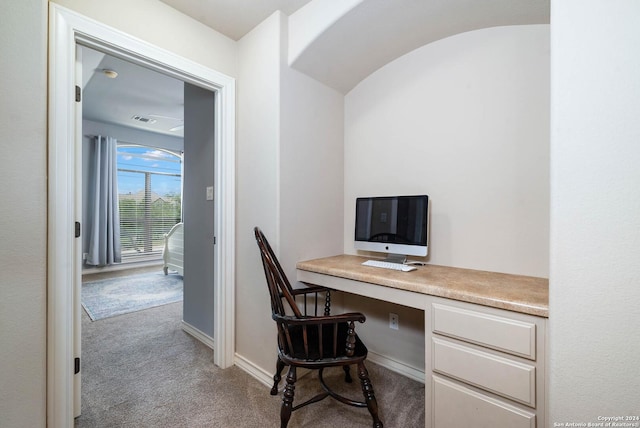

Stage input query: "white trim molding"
[
  {"left": 234, "top": 353, "right": 315, "bottom": 392},
  {"left": 234, "top": 353, "right": 277, "bottom": 390},
  {"left": 182, "top": 321, "right": 215, "bottom": 350},
  {"left": 233, "top": 351, "right": 420, "bottom": 399},
  {"left": 367, "top": 350, "right": 426, "bottom": 384},
  {"left": 48, "top": 5, "right": 236, "bottom": 427}
]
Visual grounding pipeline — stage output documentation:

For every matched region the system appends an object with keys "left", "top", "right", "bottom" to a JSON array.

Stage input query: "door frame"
[{"left": 48, "top": 5, "right": 236, "bottom": 427}]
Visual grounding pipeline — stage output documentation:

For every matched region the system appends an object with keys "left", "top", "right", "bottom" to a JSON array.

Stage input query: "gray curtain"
[{"left": 86, "top": 135, "right": 121, "bottom": 266}]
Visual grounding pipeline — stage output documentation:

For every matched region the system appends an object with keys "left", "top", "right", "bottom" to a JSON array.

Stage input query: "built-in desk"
[{"left": 297, "top": 255, "right": 549, "bottom": 428}]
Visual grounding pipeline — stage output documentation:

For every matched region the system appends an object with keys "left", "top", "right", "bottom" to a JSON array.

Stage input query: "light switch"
[{"left": 206, "top": 186, "right": 214, "bottom": 201}]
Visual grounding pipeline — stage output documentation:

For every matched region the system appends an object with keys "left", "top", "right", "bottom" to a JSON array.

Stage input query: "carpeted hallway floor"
[{"left": 75, "top": 300, "right": 425, "bottom": 427}]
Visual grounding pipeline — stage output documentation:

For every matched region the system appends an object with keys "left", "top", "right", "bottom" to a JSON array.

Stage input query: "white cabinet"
[
  {"left": 432, "top": 302, "right": 537, "bottom": 359},
  {"left": 426, "top": 297, "right": 547, "bottom": 428},
  {"left": 433, "top": 375, "right": 536, "bottom": 428}
]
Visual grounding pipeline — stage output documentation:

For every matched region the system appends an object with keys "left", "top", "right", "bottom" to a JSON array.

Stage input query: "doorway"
[
  {"left": 79, "top": 44, "right": 187, "bottom": 418},
  {"left": 80, "top": 45, "right": 185, "bottom": 271},
  {"left": 48, "top": 5, "right": 236, "bottom": 426}
]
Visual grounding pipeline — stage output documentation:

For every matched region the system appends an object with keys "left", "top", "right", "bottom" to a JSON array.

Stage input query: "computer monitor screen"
[{"left": 354, "top": 195, "right": 429, "bottom": 259}]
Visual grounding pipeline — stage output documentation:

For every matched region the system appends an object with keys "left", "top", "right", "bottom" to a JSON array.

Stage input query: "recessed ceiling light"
[
  {"left": 131, "top": 115, "right": 156, "bottom": 124},
  {"left": 101, "top": 69, "right": 118, "bottom": 78}
]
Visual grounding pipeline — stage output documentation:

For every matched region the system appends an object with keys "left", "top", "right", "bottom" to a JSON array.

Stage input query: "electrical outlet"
[{"left": 389, "top": 313, "right": 399, "bottom": 330}]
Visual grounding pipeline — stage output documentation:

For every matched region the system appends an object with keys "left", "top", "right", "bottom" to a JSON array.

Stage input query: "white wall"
[
  {"left": 549, "top": 0, "right": 640, "bottom": 423},
  {"left": 279, "top": 18, "right": 345, "bottom": 282},
  {"left": 288, "top": 0, "right": 362, "bottom": 67},
  {"left": 82, "top": 120, "right": 184, "bottom": 153},
  {"left": 236, "top": 12, "right": 345, "bottom": 376},
  {"left": 0, "top": 2, "right": 234, "bottom": 425},
  {"left": 236, "top": 13, "right": 282, "bottom": 373},
  {"left": 345, "top": 25, "right": 550, "bottom": 278},
  {"left": 52, "top": 0, "right": 237, "bottom": 78},
  {"left": 0, "top": 0, "right": 47, "bottom": 425},
  {"left": 342, "top": 25, "right": 550, "bottom": 373}
]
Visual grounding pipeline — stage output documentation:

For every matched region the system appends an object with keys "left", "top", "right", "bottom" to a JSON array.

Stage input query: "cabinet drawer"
[
  {"left": 432, "top": 302, "right": 536, "bottom": 359},
  {"left": 433, "top": 375, "right": 536, "bottom": 428},
  {"left": 433, "top": 337, "right": 536, "bottom": 407}
]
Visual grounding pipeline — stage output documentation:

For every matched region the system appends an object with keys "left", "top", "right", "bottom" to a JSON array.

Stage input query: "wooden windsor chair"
[{"left": 254, "top": 227, "right": 383, "bottom": 428}]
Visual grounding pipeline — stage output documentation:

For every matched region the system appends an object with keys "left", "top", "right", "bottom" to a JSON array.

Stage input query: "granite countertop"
[{"left": 296, "top": 255, "right": 549, "bottom": 318}]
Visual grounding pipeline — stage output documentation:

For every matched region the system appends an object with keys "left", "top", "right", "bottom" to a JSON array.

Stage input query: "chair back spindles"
[
  {"left": 253, "top": 227, "right": 383, "bottom": 428},
  {"left": 256, "top": 227, "right": 341, "bottom": 359},
  {"left": 346, "top": 321, "right": 356, "bottom": 357},
  {"left": 255, "top": 227, "right": 302, "bottom": 318}
]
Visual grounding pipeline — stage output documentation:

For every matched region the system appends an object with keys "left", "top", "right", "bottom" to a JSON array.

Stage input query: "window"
[{"left": 117, "top": 144, "right": 182, "bottom": 262}]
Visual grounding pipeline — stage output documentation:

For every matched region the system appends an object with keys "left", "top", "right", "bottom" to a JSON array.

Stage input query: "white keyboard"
[{"left": 362, "top": 260, "right": 417, "bottom": 272}]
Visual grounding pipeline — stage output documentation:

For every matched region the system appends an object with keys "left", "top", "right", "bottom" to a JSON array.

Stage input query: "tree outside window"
[{"left": 117, "top": 145, "right": 182, "bottom": 262}]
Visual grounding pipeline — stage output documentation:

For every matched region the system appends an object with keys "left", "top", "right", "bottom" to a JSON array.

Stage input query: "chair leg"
[
  {"left": 343, "top": 365, "right": 353, "bottom": 383},
  {"left": 271, "top": 356, "right": 286, "bottom": 395},
  {"left": 357, "top": 362, "right": 383, "bottom": 428},
  {"left": 280, "top": 366, "right": 297, "bottom": 428}
]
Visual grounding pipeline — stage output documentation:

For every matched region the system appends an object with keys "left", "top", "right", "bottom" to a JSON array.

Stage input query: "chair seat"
[{"left": 283, "top": 322, "right": 368, "bottom": 362}]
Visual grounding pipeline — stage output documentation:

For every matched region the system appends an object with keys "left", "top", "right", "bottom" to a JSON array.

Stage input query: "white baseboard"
[
  {"left": 234, "top": 353, "right": 276, "bottom": 389},
  {"left": 234, "top": 353, "right": 314, "bottom": 394},
  {"left": 367, "top": 350, "right": 425, "bottom": 384},
  {"left": 82, "top": 260, "right": 163, "bottom": 275},
  {"left": 181, "top": 321, "right": 215, "bottom": 350},
  {"left": 233, "top": 350, "right": 424, "bottom": 393}
]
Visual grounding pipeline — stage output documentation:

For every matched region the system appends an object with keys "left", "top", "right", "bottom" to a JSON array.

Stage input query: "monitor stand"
[{"left": 383, "top": 253, "right": 407, "bottom": 264}]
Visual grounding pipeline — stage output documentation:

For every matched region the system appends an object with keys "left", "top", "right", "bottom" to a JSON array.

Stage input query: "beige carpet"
[{"left": 75, "top": 301, "right": 425, "bottom": 427}]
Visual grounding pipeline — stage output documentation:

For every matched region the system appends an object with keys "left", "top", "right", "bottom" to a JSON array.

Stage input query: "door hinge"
[
  {"left": 75, "top": 85, "right": 81, "bottom": 102},
  {"left": 74, "top": 357, "right": 80, "bottom": 374},
  {"left": 75, "top": 221, "right": 81, "bottom": 238}
]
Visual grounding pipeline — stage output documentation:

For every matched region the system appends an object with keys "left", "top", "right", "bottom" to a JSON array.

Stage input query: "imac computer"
[{"left": 354, "top": 195, "right": 429, "bottom": 269}]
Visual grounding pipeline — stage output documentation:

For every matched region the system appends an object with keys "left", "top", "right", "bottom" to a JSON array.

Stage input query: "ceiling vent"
[{"left": 131, "top": 115, "right": 157, "bottom": 124}]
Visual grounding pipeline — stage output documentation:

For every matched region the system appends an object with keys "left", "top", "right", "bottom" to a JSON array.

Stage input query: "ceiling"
[
  {"left": 82, "top": 46, "right": 185, "bottom": 137},
  {"left": 289, "top": 0, "right": 550, "bottom": 93},
  {"left": 82, "top": 0, "right": 549, "bottom": 137},
  {"left": 158, "top": 0, "right": 313, "bottom": 40},
  {"left": 82, "top": 1, "right": 313, "bottom": 138}
]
